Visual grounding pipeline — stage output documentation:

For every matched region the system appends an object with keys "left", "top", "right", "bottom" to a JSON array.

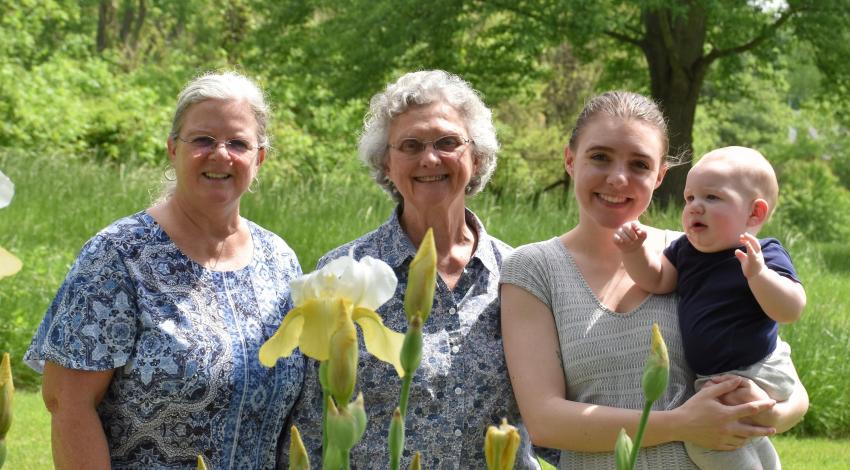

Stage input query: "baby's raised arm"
[
  {"left": 736, "top": 233, "right": 806, "bottom": 324},
  {"left": 614, "top": 221, "right": 677, "bottom": 294}
]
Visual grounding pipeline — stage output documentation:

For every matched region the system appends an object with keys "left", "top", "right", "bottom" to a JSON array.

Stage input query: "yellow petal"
[
  {"left": 0, "top": 246, "right": 22, "bottom": 279},
  {"left": 259, "top": 308, "right": 305, "bottom": 367},
  {"left": 353, "top": 307, "right": 405, "bottom": 377},
  {"left": 298, "top": 299, "right": 349, "bottom": 361}
]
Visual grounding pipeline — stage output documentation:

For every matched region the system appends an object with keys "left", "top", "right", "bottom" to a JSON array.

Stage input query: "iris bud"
[
  {"left": 614, "top": 428, "right": 634, "bottom": 470},
  {"left": 404, "top": 228, "right": 437, "bottom": 323},
  {"left": 641, "top": 324, "right": 670, "bottom": 403},
  {"left": 196, "top": 455, "right": 208, "bottom": 470},
  {"left": 484, "top": 418, "right": 521, "bottom": 470},
  {"left": 327, "top": 306, "right": 358, "bottom": 404},
  {"left": 388, "top": 407, "right": 405, "bottom": 469},
  {"left": 400, "top": 316, "right": 423, "bottom": 377},
  {"left": 409, "top": 452, "right": 422, "bottom": 470},
  {"left": 289, "top": 425, "right": 311, "bottom": 470},
  {"left": 0, "top": 352, "right": 14, "bottom": 470}
]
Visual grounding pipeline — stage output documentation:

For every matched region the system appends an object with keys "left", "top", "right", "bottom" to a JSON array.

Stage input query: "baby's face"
[{"left": 681, "top": 160, "right": 754, "bottom": 253}]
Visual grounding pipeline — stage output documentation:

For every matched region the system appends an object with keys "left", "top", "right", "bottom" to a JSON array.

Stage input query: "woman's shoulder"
[
  {"left": 505, "top": 237, "right": 562, "bottom": 264},
  {"left": 80, "top": 211, "right": 158, "bottom": 255},
  {"left": 244, "top": 218, "right": 296, "bottom": 255},
  {"left": 316, "top": 228, "right": 385, "bottom": 269}
]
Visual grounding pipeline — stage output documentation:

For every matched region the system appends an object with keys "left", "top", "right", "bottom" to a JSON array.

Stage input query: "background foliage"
[{"left": 1, "top": 0, "right": 849, "bottom": 444}]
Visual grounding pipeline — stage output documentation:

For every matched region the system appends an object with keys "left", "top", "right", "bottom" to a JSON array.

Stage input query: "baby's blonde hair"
[{"left": 695, "top": 146, "right": 779, "bottom": 219}]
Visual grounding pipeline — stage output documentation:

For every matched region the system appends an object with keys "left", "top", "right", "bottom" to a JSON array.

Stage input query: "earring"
[
  {"left": 248, "top": 176, "right": 260, "bottom": 193},
  {"left": 164, "top": 166, "right": 176, "bottom": 182}
]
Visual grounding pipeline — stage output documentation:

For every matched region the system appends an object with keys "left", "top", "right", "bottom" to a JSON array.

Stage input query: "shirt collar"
[{"left": 375, "top": 205, "right": 499, "bottom": 275}]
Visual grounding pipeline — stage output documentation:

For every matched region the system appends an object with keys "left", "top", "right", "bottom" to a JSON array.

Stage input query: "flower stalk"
[
  {"left": 615, "top": 323, "right": 670, "bottom": 470},
  {"left": 390, "top": 229, "right": 437, "bottom": 470}
]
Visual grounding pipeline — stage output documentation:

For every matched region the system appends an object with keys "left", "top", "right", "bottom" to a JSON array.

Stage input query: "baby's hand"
[
  {"left": 734, "top": 233, "right": 766, "bottom": 279},
  {"left": 613, "top": 221, "right": 647, "bottom": 253}
]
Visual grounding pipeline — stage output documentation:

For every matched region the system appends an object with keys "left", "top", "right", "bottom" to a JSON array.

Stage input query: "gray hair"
[
  {"left": 569, "top": 91, "right": 670, "bottom": 162},
  {"left": 359, "top": 70, "right": 499, "bottom": 202},
  {"left": 170, "top": 71, "right": 271, "bottom": 149}
]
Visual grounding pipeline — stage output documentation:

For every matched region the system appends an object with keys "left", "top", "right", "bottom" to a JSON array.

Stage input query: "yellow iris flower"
[
  {"left": 0, "top": 171, "right": 21, "bottom": 280},
  {"left": 259, "top": 255, "right": 405, "bottom": 376}
]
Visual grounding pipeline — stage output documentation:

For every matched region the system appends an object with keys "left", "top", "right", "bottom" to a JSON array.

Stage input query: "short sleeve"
[
  {"left": 762, "top": 238, "right": 801, "bottom": 284},
  {"left": 24, "top": 234, "right": 139, "bottom": 373},
  {"left": 499, "top": 241, "right": 555, "bottom": 310},
  {"left": 663, "top": 233, "right": 688, "bottom": 268}
]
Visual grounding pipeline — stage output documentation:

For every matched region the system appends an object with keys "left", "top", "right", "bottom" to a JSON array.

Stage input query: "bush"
[{"left": 774, "top": 160, "right": 850, "bottom": 243}]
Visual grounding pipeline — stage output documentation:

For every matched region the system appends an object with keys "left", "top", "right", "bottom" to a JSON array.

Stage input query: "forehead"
[
  {"left": 182, "top": 99, "right": 257, "bottom": 134},
  {"left": 579, "top": 117, "right": 665, "bottom": 161},
  {"left": 388, "top": 102, "right": 466, "bottom": 138},
  {"left": 686, "top": 160, "right": 747, "bottom": 193}
]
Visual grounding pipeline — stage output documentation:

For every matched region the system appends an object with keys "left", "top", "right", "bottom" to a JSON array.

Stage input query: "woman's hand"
[
  {"left": 42, "top": 361, "right": 114, "bottom": 470},
  {"left": 669, "top": 376, "right": 777, "bottom": 450},
  {"left": 709, "top": 372, "right": 809, "bottom": 433}
]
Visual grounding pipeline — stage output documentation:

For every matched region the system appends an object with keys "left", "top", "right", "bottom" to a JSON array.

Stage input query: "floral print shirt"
[
  {"left": 281, "top": 207, "right": 552, "bottom": 470},
  {"left": 25, "top": 211, "right": 304, "bottom": 470}
]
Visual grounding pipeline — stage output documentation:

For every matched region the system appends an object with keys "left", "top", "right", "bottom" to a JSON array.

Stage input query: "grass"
[
  {"left": 6, "top": 390, "right": 850, "bottom": 469},
  {"left": 1, "top": 149, "right": 849, "bottom": 445}
]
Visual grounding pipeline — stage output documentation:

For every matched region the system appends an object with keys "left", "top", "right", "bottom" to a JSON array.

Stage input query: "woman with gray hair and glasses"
[
  {"left": 26, "top": 71, "right": 304, "bottom": 469},
  {"left": 281, "top": 70, "right": 554, "bottom": 469}
]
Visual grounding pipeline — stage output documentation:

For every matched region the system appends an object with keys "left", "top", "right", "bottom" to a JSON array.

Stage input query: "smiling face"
[
  {"left": 168, "top": 98, "right": 265, "bottom": 211},
  {"left": 385, "top": 102, "right": 476, "bottom": 214},
  {"left": 682, "top": 158, "right": 762, "bottom": 253},
  {"left": 565, "top": 117, "right": 667, "bottom": 230}
]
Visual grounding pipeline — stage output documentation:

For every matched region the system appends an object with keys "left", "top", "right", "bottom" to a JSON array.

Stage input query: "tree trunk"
[
  {"left": 97, "top": 0, "right": 116, "bottom": 53},
  {"left": 641, "top": 4, "right": 709, "bottom": 206}
]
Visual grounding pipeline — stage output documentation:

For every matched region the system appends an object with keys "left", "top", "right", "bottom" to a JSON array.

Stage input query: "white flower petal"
[
  {"left": 290, "top": 255, "right": 397, "bottom": 311},
  {"left": 0, "top": 170, "right": 13, "bottom": 209},
  {"left": 355, "top": 256, "right": 397, "bottom": 310}
]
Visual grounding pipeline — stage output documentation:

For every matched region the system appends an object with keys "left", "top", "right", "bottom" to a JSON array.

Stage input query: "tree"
[{"left": 256, "top": 0, "right": 850, "bottom": 203}]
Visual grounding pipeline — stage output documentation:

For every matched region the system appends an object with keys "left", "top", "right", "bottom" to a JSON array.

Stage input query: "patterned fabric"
[
  {"left": 25, "top": 211, "right": 304, "bottom": 470},
  {"left": 500, "top": 237, "right": 699, "bottom": 470},
  {"left": 281, "top": 207, "right": 551, "bottom": 470}
]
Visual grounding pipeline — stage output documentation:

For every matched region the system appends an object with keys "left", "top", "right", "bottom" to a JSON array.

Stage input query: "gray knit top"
[{"left": 501, "top": 237, "right": 698, "bottom": 469}]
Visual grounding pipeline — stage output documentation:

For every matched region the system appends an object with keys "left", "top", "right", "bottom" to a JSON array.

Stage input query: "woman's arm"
[
  {"left": 501, "top": 284, "right": 777, "bottom": 452},
  {"left": 42, "top": 361, "right": 114, "bottom": 470}
]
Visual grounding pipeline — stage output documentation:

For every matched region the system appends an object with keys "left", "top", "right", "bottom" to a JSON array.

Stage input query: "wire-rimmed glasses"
[{"left": 387, "top": 135, "right": 473, "bottom": 159}]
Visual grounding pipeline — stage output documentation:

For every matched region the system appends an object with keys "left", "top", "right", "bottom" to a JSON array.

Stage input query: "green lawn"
[{"left": 6, "top": 390, "right": 850, "bottom": 469}]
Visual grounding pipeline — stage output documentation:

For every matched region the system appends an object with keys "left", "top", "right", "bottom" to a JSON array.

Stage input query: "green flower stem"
[
  {"left": 398, "top": 374, "right": 413, "bottom": 418},
  {"left": 628, "top": 401, "right": 653, "bottom": 469}
]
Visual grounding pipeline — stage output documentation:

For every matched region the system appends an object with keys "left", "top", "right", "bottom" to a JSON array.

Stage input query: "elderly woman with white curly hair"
[{"left": 281, "top": 70, "right": 553, "bottom": 469}]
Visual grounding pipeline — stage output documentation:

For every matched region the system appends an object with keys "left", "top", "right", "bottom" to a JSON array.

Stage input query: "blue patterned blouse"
[
  {"left": 280, "top": 208, "right": 553, "bottom": 470},
  {"left": 25, "top": 211, "right": 304, "bottom": 470}
]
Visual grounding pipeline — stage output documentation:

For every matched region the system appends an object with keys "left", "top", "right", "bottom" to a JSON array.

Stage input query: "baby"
[{"left": 614, "top": 146, "right": 806, "bottom": 470}]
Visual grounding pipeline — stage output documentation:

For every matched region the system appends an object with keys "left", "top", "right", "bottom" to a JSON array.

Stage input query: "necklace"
[{"left": 207, "top": 239, "right": 226, "bottom": 270}]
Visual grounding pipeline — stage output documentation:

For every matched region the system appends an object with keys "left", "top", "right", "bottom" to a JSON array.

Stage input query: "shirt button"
[
  {"left": 449, "top": 307, "right": 457, "bottom": 315},
  {"left": 454, "top": 429, "right": 462, "bottom": 437},
  {"left": 451, "top": 345, "right": 460, "bottom": 354},
  {"left": 454, "top": 387, "right": 462, "bottom": 395}
]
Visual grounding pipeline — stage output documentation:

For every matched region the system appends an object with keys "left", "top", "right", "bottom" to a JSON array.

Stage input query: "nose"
[
  {"left": 209, "top": 141, "right": 231, "bottom": 160},
  {"left": 687, "top": 199, "right": 704, "bottom": 214},
  {"left": 417, "top": 147, "right": 442, "bottom": 167},
  {"left": 606, "top": 164, "right": 628, "bottom": 188}
]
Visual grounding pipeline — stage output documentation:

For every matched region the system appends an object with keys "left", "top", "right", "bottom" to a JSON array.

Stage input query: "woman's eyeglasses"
[
  {"left": 176, "top": 135, "right": 259, "bottom": 157},
  {"left": 388, "top": 135, "right": 473, "bottom": 158}
]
